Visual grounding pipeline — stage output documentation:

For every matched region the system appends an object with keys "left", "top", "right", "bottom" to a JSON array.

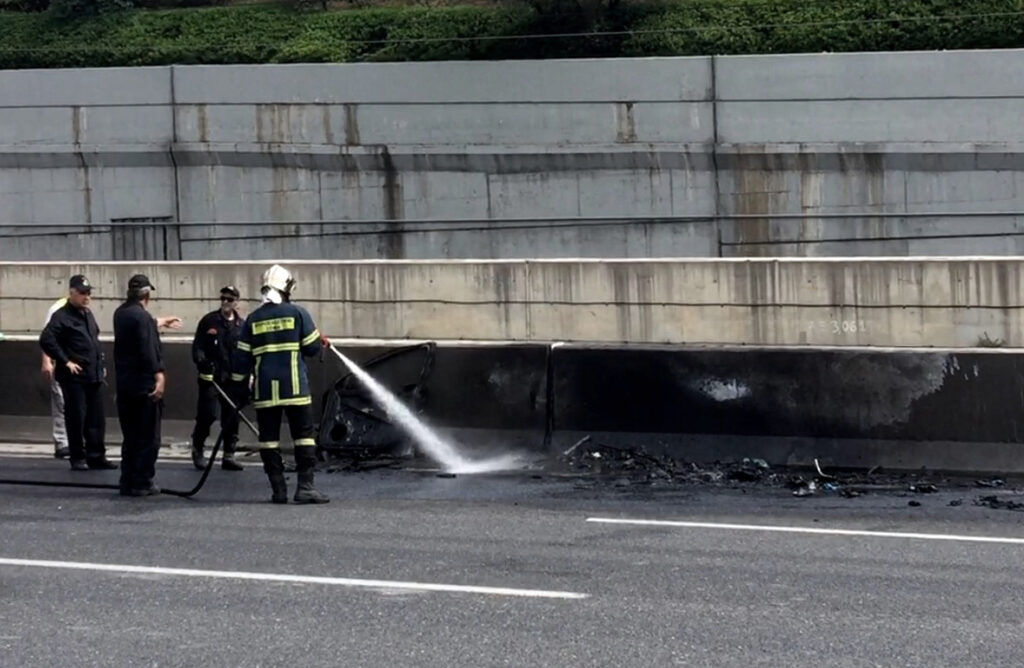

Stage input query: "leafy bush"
[
  {"left": 49, "top": 0, "right": 134, "bottom": 20},
  {"left": 0, "top": 5, "right": 535, "bottom": 67},
  {"left": 623, "top": 0, "right": 1024, "bottom": 56},
  {"left": 0, "top": 0, "right": 49, "bottom": 12},
  {"left": 1, "top": 0, "right": 1023, "bottom": 68}
]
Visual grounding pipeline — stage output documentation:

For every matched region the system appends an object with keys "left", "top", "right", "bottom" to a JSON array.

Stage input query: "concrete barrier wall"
[
  {"left": 549, "top": 344, "right": 1024, "bottom": 473},
  {"left": 2, "top": 339, "right": 1021, "bottom": 473},
  {"left": 4, "top": 51, "right": 1024, "bottom": 259},
  {"left": 3, "top": 258, "right": 1024, "bottom": 347}
]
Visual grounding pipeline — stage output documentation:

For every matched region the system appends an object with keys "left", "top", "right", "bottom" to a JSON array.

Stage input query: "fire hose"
[{"left": 0, "top": 380, "right": 256, "bottom": 498}]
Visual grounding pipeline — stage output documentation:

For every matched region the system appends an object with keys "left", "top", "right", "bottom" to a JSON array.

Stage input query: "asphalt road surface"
[{"left": 2, "top": 448, "right": 1024, "bottom": 667}]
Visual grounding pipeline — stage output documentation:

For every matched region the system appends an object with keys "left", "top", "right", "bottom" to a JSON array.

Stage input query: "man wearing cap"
[
  {"left": 39, "top": 275, "right": 117, "bottom": 471},
  {"left": 113, "top": 274, "right": 176, "bottom": 496},
  {"left": 189, "top": 285, "right": 245, "bottom": 471}
]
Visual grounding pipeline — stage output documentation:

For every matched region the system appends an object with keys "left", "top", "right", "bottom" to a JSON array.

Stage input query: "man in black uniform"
[
  {"left": 39, "top": 275, "right": 117, "bottom": 471},
  {"left": 113, "top": 274, "right": 167, "bottom": 497},
  {"left": 189, "top": 285, "right": 245, "bottom": 471}
]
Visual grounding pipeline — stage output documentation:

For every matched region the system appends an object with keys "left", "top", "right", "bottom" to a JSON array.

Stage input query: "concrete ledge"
[{"left": 4, "top": 258, "right": 1024, "bottom": 347}]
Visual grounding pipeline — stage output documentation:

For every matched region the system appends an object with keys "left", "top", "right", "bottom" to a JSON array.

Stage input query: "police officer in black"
[
  {"left": 189, "top": 285, "right": 245, "bottom": 471},
  {"left": 39, "top": 275, "right": 117, "bottom": 471},
  {"left": 113, "top": 274, "right": 167, "bottom": 497}
]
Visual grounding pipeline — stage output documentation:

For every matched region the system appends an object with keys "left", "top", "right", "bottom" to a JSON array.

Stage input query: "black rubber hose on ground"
[{"left": 0, "top": 429, "right": 224, "bottom": 499}]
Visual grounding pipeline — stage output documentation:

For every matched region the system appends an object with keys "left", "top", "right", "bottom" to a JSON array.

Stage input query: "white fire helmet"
[{"left": 262, "top": 264, "right": 296, "bottom": 296}]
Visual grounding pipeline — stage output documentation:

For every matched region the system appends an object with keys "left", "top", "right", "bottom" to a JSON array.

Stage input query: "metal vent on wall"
[{"left": 110, "top": 217, "right": 177, "bottom": 261}]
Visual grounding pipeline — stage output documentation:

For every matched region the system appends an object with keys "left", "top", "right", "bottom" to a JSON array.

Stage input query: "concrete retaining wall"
[
  {"left": 3, "top": 259, "right": 1024, "bottom": 348},
  {"left": 2, "top": 339, "right": 1021, "bottom": 473},
  {"left": 4, "top": 51, "right": 1024, "bottom": 259}
]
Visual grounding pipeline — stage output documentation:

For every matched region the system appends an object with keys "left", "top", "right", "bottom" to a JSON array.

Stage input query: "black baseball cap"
[
  {"left": 69, "top": 275, "right": 92, "bottom": 294},
  {"left": 220, "top": 285, "right": 240, "bottom": 299},
  {"left": 127, "top": 274, "right": 156, "bottom": 291}
]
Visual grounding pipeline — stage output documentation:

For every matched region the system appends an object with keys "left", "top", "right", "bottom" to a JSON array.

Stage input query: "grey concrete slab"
[
  {"left": 172, "top": 58, "right": 713, "bottom": 104},
  {"left": 716, "top": 49, "right": 1024, "bottom": 100},
  {"left": 0, "top": 67, "right": 171, "bottom": 107}
]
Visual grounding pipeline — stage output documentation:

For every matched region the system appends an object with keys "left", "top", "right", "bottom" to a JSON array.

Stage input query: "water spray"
[{"left": 328, "top": 344, "right": 524, "bottom": 474}]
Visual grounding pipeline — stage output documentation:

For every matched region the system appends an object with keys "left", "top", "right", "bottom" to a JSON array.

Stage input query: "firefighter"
[
  {"left": 230, "top": 264, "right": 329, "bottom": 504},
  {"left": 189, "top": 285, "right": 245, "bottom": 471}
]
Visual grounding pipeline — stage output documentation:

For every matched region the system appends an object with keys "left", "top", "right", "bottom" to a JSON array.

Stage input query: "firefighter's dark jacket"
[
  {"left": 230, "top": 301, "right": 320, "bottom": 409},
  {"left": 192, "top": 309, "right": 244, "bottom": 382},
  {"left": 39, "top": 302, "right": 105, "bottom": 384},
  {"left": 113, "top": 301, "right": 164, "bottom": 396}
]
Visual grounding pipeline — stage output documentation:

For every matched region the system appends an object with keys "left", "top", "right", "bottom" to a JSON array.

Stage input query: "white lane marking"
[
  {"left": 0, "top": 557, "right": 588, "bottom": 600},
  {"left": 586, "top": 518, "right": 1024, "bottom": 546}
]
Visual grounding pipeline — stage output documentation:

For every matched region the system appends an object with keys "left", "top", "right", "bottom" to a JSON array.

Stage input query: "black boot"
[
  {"left": 293, "top": 446, "right": 329, "bottom": 504},
  {"left": 221, "top": 440, "right": 244, "bottom": 471},
  {"left": 191, "top": 438, "right": 208, "bottom": 471},
  {"left": 260, "top": 449, "right": 288, "bottom": 504},
  {"left": 87, "top": 456, "right": 118, "bottom": 470}
]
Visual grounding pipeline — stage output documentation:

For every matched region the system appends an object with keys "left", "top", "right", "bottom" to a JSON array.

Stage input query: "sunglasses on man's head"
[{"left": 221, "top": 296, "right": 236, "bottom": 303}]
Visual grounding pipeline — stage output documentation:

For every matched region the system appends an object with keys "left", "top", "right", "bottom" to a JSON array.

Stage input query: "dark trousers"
[
  {"left": 117, "top": 393, "right": 163, "bottom": 492},
  {"left": 256, "top": 404, "right": 315, "bottom": 447},
  {"left": 191, "top": 380, "right": 240, "bottom": 447},
  {"left": 59, "top": 380, "right": 105, "bottom": 462}
]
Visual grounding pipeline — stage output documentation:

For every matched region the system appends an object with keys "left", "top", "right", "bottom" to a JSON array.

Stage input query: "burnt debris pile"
[{"left": 553, "top": 438, "right": 1024, "bottom": 504}]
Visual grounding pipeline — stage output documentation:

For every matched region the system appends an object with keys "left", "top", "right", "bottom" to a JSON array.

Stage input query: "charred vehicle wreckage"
[
  {"left": 311, "top": 343, "right": 1024, "bottom": 510},
  {"left": 316, "top": 343, "right": 436, "bottom": 465}
]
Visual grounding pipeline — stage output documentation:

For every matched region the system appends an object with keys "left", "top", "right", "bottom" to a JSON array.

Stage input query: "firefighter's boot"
[
  {"left": 293, "top": 446, "right": 329, "bottom": 504},
  {"left": 260, "top": 449, "right": 288, "bottom": 504},
  {"left": 190, "top": 438, "right": 208, "bottom": 471},
  {"left": 221, "top": 439, "right": 244, "bottom": 471}
]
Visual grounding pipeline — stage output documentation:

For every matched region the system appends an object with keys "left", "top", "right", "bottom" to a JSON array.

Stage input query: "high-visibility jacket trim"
[
  {"left": 231, "top": 301, "right": 320, "bottom": 409},
  {"left": 301, "top": 329, "right": 321, "bottom": 347},
  {"left": 252, "top": 317, "right": 296, "bottom": 335},
  {"left": 252, "top": 342, "right": 299, "bottom": 356},
  {"left": 253, "top": 396, "right": 312, "bottom": 409}
]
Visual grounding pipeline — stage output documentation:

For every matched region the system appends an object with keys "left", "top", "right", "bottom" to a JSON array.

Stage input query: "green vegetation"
[
  {"left": 622, "top": 0, "right": 1024, "bottom": 57},
  {"left": 0, "top": 0, "right": 1022, "bottom": 68}
]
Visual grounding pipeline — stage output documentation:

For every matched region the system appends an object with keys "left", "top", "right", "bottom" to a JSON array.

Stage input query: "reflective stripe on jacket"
[{"left": 230, "top": 301, "right": 320, "bottom": 409}]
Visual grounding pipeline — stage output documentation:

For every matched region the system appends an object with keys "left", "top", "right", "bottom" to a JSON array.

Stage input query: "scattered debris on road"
[
  {"left": 974, "top": 494, "right": 1024, "bottom": 511},
  {"left": 324, "top": 453, "right": 405, "bottom": 473},
  {"left": 320, "top": 434, "right": 1024, "bottom": 510},
  {"left": 549, "top": 439, "right": 977, "bottom": 500}
]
